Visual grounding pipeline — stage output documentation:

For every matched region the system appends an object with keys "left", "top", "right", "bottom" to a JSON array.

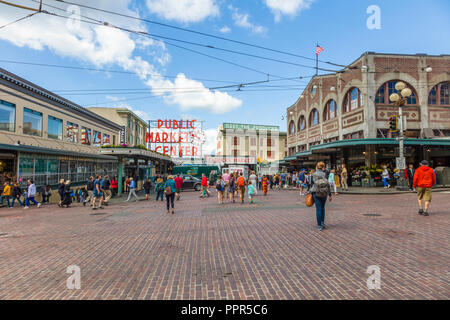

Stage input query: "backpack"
[
  {"left": 238, "top": 177, "right": 245, "bottom": 187},
  {"left": 216, "top": 180, "right": 224, "bottom": 191},
  {"left": 314, "top": 175, "right": 330, "bottom": 198}
]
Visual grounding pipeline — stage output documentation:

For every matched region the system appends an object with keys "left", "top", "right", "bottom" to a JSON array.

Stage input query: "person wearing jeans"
[
  {"left": 164, "top": 175, "right": 176, "bottom": 214},
  {"left": 155, "top": 175, "right": 164, "bottom": 201},
  {"left": 11, "top": 183, "right": 23, "bottom": 207},
  {"left": 24, "top": 180, "right": 41, "bottom": 209},
  {"left": 1, "top": 182, "right": 11, "bottom": 207},
  {"left": 125, "top": 177, "right": 139, "bottom": 202},
  {"left": 308, "top": 162, "right": 332, "bottom": 231}
]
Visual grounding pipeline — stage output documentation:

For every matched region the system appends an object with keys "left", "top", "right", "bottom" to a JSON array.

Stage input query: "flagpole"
[{"left": 315, "top": 43, "right": 319, "bottom": 76}]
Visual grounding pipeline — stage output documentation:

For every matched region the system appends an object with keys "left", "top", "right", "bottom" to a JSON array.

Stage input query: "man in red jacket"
[
  {"left": 413, "top": 160, "right": 436, "bottom": 216},
  {"left": 174, "top": 175, "right": 183, "bottom": 201}
]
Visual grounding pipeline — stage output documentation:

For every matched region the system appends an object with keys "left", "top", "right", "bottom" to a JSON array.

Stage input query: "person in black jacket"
[
  {"left": 143, "top": 178, "right": 152, "bottom": 201},
  {"left": 61, "top": 180, "right": 72, "bottom": 208},
  {"left": 103, "top": 175, "right": 111, "bottom": 205},
  {"left": 11, "top": 182, "right": 24, "bottom": 207},
  {"left": 405, "top": 164, "right": 416, "bottom": 191},
  {"left": 57, "top": 179, "right": 65, "bottom": 208}
]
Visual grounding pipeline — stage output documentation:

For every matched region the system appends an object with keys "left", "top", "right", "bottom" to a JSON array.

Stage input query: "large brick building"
[{"left": 284, "top": 52, "right": 450, "bottom": 178}]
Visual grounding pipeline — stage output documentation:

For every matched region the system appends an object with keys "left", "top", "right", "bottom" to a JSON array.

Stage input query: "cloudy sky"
[{"left": 1, "top": 0, "right": 449, "bottom": 154}]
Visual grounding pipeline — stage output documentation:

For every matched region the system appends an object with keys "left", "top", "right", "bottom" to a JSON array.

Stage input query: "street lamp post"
[{"left": 389, "top": 81, "right": 412, "bottom": 190}]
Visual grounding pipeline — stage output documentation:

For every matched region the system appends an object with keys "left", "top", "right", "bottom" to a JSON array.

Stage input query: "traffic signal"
[{"left": 389, "top": 115, "right": 398, "bottom": 132}]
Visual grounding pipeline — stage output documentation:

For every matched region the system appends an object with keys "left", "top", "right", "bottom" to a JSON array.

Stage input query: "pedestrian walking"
[
  {"left": 24, "top": 180, "right": 41, "bottom": 209},
  {"left": 1, "top": 181, "right": 11, "bottom": 207},
  {"left": 216, "top": 175, "right": 225, "bottom": 204},
  {"left": 382, "top": 166, "right": 391, "bottom": 188},
  {"left": 57, "top": 178, "right": 65, "bottom": 207},
  {"left": 328, "top": 169, "right": 338, "bottom": 195},
  {"left": 413, "top": 160, "right": 436, "bottom": 216},
  {"left": 237, "top": 172, "right": 246, "bottom": 204},
  {"left": 143, "top": 178, "right": 152, "bottom": 201},
  {"left": 341, "top": 164, "right": 349, "bottom": 191},
  {"left": 103, "top": 175, "right": 112, "bottom": 205},
  {"left": 200, "top": 173, "right": 210, "bottom": 198},
  {"left": 164, "top": 175, "right": 176, "bottom": 214},
  {"left": 307, "top": 162, "right": 332, "bottom": 231},
  {"left": 222, "top": 170, "right": 230, "bottom": 199},
  {"left": 298, "top": 169, "right": 306, "bottom": 196},
  {"left": 405, "top": 164, "right": 415, "bottom": 191},
  {"left": 61, "top": 180, "right": 73, "bottom": 208},
  {"left": 174, "top": 174, "right": 183, "bottom": 200},
  {"left": 125, "top": 177, "right": 139, "bottom": 202},
  {"left": 249, "top": 171, "right": 258, "bottom": 195},
  {"left": 10, "top": 182, "right": 24, "bottom": 208},
  {"left": 257, "top": 174, "right": 262, "bottom": 190},
  {"left": 209, "top": 170, "right": 216, "bottom": 191},
  {"left": 228, "top": 173, "right": 236, "bottom": 203},
  {"left": 92, "top": 175, "right": 104, "bottom": 210},
  {"left": 248, "top": 181, "right": 255, "bottom": 204},
  {"left": 111, "top": 176, "right": 118, "bottom": 198},
  {"left": 83, "top": 176, "right": 94, "bottom": 207},
  {"left": 155, "top": 175, "right": 165, "bottom": 201},
  {"left": 262, "top": 175, "right": 268, "bottom": 196}
]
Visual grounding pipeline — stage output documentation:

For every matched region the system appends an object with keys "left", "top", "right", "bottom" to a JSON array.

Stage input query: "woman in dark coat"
[
  {"left": 61, "top": 181, "right": 73, "bottom": 207},
  {"left": 58, "top": 179, "right": 65, "bottom": 207}
]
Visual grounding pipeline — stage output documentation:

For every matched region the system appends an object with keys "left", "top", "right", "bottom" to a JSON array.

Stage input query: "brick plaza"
[{"left": 0, "top": 190, "right": 448, "bottom": 300}]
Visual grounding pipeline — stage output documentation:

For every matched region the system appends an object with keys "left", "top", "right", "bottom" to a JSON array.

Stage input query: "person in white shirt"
[
  {"left": 24, "top": 180, "right": 41, "bottom": 209},
  {"left": 249, "top": 171, "right": 258, "bottom": 195}
]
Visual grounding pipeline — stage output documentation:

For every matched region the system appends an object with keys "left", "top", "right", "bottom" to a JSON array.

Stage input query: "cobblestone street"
[{"left": 0, "top": 190, "right": 448, "bottom": 300}]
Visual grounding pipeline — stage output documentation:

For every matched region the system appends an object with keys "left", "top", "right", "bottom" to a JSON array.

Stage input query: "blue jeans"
[
  {"left": 11, "top": 196, "right": 23, "bottom": 207},
  {"left": 383, "top": 178, "right": 389, "bottom": 187},
  {"left": 156, "top": 190, "right": 164, "bottom": 201},
  {"left": 312, "top": 193, "right": 327, "bottom": 227},
  {"left": 1, "top": 195, "right": 11, "bottom": 207},
  {"left": 26, "top": 196, "right": 39, "bottom": 206}
]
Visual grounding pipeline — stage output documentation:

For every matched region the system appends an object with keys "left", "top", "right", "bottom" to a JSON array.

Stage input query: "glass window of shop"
[
  {"left": 66, "top": 122, "right": 79, "bottom": 143},
  {"left": 0, "top": 99, "right": 15, "bottom": 132},
  {"left": 93, "top": 131, "right": 102, "bottom": 147},
  {"left": 103, "top": 134, "right": 111, "bottom": 146},
  {"left": 81, "top": 127, "right": 91, "bottom": 145},
  {"left": 23, "top": 108, "right": 43, "bottom": 136},
  {"left": 48, "top": 116, "right": 63, "bottom": 140}
]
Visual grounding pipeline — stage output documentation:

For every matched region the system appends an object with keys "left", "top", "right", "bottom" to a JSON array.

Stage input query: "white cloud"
[
  {"left": 146, "top": 74, "right": 242, "bottom": 114},
  {"left": 229, "top": 5, "right": 267, "bottom": 35},
  {"left": 0, "top": 0, "right": 241, "bottom": 115},
  {"left": 263, "top": 0, "right": 316, "bottom": 22},
  {"left": 203, "top": 128, "right": 218, "bottom": 155},
  {"left": 146, "top": 0, "right": 219, "bottom": 23},
  {"left": 219, "top": 26, "right": 231, "bottom": 34},
  {"left": 105, "top": 96, "right": 151, "bottom": 120}
]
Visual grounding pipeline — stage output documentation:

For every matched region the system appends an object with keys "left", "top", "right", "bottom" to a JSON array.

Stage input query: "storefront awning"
[{"left": 0, "top": 143, "right": 117, "bottom": 160}]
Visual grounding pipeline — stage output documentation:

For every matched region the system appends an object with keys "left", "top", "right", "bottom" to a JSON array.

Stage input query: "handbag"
[
  {"left": 305, "top": 193, "right": 314, "bottom": 207},
  {"left": 165, "top": 185, "right": 172, "bottom": 195}
]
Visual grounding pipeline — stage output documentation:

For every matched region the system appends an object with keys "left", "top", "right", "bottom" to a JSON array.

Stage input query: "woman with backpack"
[
  {"left": 308, "top": 162, "right": 332, "bottom": 231},
  {"left": 164, "top": 175, "right": 176, "bottom": 214},
  {"left": 228, "top": 173, "right": 236, "bottom": 203},
  {"left": 216, "top": 175, "right": 225, "bottom": 204}
]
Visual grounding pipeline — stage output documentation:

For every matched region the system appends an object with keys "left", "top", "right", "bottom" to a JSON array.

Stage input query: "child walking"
[{"left": 248, "top": 181, "right": 255, "bottom": 204}]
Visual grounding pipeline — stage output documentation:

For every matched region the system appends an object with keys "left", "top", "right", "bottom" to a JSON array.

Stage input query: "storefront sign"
[
  {"left": 223, "top": 123, "right": 279, "bottom": 131},
  {"left": 146, "top": 119, "right": 205, "bottom": 158},
  {"left": 119, "top": 126, "right": 127, "bottom": 144},
  {"left": 206, "top": 156, "right": 256, "bottom": 164}
]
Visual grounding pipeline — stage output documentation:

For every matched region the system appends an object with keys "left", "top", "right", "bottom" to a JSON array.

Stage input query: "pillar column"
[{"left": 118, "top": 159, "right": 123, "bottom": 196}]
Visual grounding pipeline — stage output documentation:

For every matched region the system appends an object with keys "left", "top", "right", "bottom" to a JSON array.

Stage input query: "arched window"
[
  {"left": 289, "top": 120, "right": 296, "bottom": 135},
  {"left": 375, "top": 80, "right": 418, "bottom": 105},
  {"left": 428, "top": 82, "right": 450, "bottom": 106},
  {"left": 311, "top": 85, "right": 317, "bottom": 97},
  {"left": 309, "top": 109, "right": 319, "bottom": 127},
  {"left": 343, "top": 87, "right": 363, "bottom": 113},
  {"left": 323, "top": 99, "right": 337, "bottom": 121},
  {"left": 298, "top": 115, "right": 306, "bottom": 131}
]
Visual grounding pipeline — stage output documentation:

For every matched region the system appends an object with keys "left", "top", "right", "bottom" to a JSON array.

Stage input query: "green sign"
[{"left": 223, "top": 123, "right": 279, "bottom": 131}]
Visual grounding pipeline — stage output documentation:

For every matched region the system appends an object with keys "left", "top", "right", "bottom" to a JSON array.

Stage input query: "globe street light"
[{"left": 389, "top": 81, "right": 412, "bottom": 190}]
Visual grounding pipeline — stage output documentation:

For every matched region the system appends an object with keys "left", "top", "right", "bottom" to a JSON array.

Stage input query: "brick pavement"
[{"left": 0, "top": 189, "right": 448, "bottom": 300}]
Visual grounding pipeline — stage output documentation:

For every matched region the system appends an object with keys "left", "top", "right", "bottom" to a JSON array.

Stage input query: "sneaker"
[
  {"left": 92, "top": 207, "right": 97, "bottom": 210},
  {"left": 423, "top": 211, "right": 429, "bottom": 216},
  {"left": 24, "top": 206, "right": 29, "bottom": 210},
  {"left": 418, "top": 209, "right": 424, "bottom": 215},
  {"left": 321, "top": 223, "right": 327, "bottom": 229},
  {"left": 99, "top": 206, "right": 104, "bottom": 209},
  {"left": 172, "top": 210, "right": 174, "bottom": 214},
  {"left": 83, "top": 202, "right": 86, "bottom": 207},
  {"left": 37, "top": 203, "right": 41, "bottom": 208},
  {"left": 317, "top": 226, "right": 323, "bottom": 231}
]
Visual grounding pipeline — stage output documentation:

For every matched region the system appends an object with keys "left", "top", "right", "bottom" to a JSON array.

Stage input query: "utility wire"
[
  {"left": 0, "top": 0, "right": 39, "bottom": 11},
  {"left": 0, "top": 11, "right": 39, "bottom": 29},
  {"left": 50, "top": 0, "right": 348, "bottom": 68}
]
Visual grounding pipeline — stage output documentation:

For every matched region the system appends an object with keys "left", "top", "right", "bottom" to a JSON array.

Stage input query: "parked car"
[{"left": 179, "top": 175, "right": 202, "bottom": 191}]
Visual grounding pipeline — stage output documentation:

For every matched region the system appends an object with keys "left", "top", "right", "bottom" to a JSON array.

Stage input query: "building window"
[
  {"left": 93, "top": 131, "right": 102, "bottom": 147},
  {"left": 343, "top": 131, "right": 364, "bottom": 140},
  {"left": 250, "top": 150, "right": 256, "bottom": 157},
  {"left": 81, "top": 127, "right": 91, "bottom": 145},
  {"left": 343, "top": 87, "right": 363, "bottom": 113},
  {"left": 102, "top": 134, "right": 111, "bottom": 146},
  {"left": 66, "top": 122, "right": 79, "bottom": 143},
  {"left": 233, "top": 150, "right": 238, "bottom": 157},
  {"left": 267, "top": 150, "right": 272, "bottom": 158},
  {"left": 323, "top": 100, "right": 337, "bottom": 121},
  {"left": 428, "top": 82, "right": 450, "bottom": 106},
  {"left": 311, "top": 85, "right": 316, "bottom": 97},
  {"left": 309, "top": 109, "right": 319, "bottom": 127},
  {"left": 289, "top": 121, "right": 295, "bottom": 135},
  {"left": 267, "top": 139, "right": 273, "bottom": 147},
  {"left": 298, "top": 116, "right": 306, "bottom": 131},
  {"left": 23, "top": 107, "right": 42, "bottom": 137},
  {"left": 376, "top": 80, "right": 418, "bottom": 105},
  {"left": 48, "top": 116, "right": 63, "bottom": 140},
  {"left": 250, "top": 137, "right": 256, "bottom": 146},
  {"left": 0, "top": 99, "right": 15, "bottom": 132},
  {"left": 233, "top": 137, "right": 239, "bottom": 146}
]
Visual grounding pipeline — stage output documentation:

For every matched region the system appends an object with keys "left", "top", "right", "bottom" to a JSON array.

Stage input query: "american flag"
[{"left": 316, "top": 45, "right": 324, "bottom": 55}]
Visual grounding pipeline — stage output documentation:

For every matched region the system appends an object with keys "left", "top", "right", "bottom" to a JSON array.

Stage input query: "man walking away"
[
  {"left": 143, "top": 178, "right": 152, "bottom": 201},
  {"left": 341, "top": 164, "right": 349, "bottom": 191},
  {"left": 200, "top": 174, "right": 210, "bottom": 198},
  {"left": 126, "top": 177, "right": 139, "bottom": 202},
  {"left": 164, "top": 175, "right": 176, "bottom": 214},
  {"left": 103, "top": 175, "right": 112, "bottom": 205},
  {"left": 413, "top": 160, "right": 436, "bottom": 216},
  {"left": 84, "top": 176, "right": 94, "bottom": 207},
  {"left": 155, "top": 175, "right": 165, "bottom": 201},
  {"left": 308, "top": 162, "right": 332, "bottom": 231},
  {"left": 222, "top": 170, "right": 231, "bottom": 198},
  {"left": 174, "top": 175, "right": 183, "bottom": 201},
  {"left": 405, "top": 164, "right": 415, "bottom": 191},
  {"left": 24, "top": 180, "right": 41, "bottom": 209},
  {"left": 92, "top": 175, "right": 104, "bottom": 210},
  {"left": 249, "top": 171, "right": 258, "bottom": 195},
  {"left": 237, "top": 172, "right": 246, "bottom": 204}
]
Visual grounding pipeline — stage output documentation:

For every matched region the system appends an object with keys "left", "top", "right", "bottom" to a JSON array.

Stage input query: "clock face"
[{"left": 190, "top": 128, "right": 206, "bottom": 146}]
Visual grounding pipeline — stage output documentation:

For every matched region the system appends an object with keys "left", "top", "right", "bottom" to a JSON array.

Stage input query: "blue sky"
[{"left": 0, "top": 0, "right": 449, "bottom": 153}]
